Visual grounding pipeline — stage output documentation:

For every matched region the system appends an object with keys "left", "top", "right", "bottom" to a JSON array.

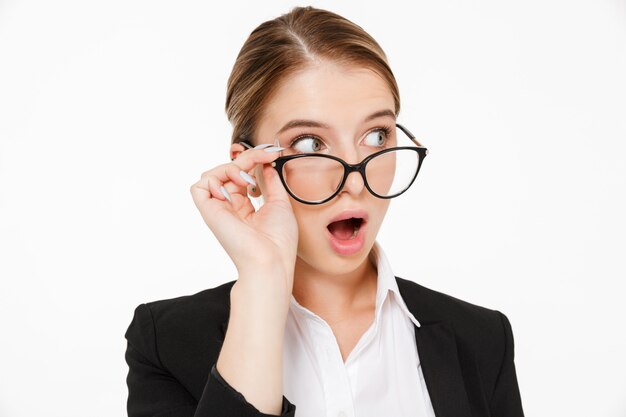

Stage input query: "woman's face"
[{"left": 253, "top": 60, "right": 397, "bottom": 276}]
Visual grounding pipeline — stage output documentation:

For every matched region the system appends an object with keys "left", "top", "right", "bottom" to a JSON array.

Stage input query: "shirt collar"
[
  {"left": 369, "top": 241, "right": 421, "bottom": 328},
  {"left": 289, "top": 241, "right": 421, "bottom": 328}
]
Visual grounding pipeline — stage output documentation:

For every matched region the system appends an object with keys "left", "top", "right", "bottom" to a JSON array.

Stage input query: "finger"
[
  {"left": 192, "top": 171, "right": 256, "bottom": 215},
  {"left": 222, "top": 162, "right": 258, "bottom": 190},
  {"left": 206, "top": 175, "right": 232, "bottom": 202},
  {"left": 191, "top": 171, "right": 226, "bottom": 201},
  {"left": 211, "top": 146, "right": 283, "bottom": 186},
  {"left": 260, "top": 163, "right": 292, "bottom": 204},
  {"left": 233, "top": 191, "right": 256, "bottom": 219},
  {"left": 190, "top": 177, "right": 247, "bottom": 232},
  {"left": 195, "top": 166, "right": 246, "bottom": 200},
  {"left": 197, "top": 146, "right": 281, "bottom": 195},
  {"left": 198, "top": 160, "right": 261, "bottom": 197},
  {"left": 196, "top": 197, "right": 247, "bottom": 244}
]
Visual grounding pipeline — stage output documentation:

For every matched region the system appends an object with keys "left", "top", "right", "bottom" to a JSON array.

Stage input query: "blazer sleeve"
[
  {"left": 489, "top": 310, "right": 525, "bottom": 417},
  {"left": 125, "top": 303, "right": 296, "bottom": 417}
]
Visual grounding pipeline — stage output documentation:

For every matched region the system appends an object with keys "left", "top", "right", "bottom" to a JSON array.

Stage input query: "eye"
[
  {"left": 362, "top": 128, "right": 389, "bottom": 147},
  {"left": 291, "top": 136, "right": 326, "bottom": 153}
]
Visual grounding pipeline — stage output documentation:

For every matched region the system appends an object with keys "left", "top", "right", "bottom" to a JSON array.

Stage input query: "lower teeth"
[{"left": 350, "top": 225, "right": 359, "bottom": 239}]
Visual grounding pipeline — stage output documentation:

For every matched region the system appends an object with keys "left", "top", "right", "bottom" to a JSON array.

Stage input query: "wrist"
[
  {"left": 234, "top": 264, "right": 293, "bottom": 293},
  {"left": 231, "top": 277, "right": 292, "bottom": 312}
]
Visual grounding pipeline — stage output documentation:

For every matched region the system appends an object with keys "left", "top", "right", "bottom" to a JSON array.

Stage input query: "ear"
[{"left": 230, "top": 142, "right": 247, "bottom": 161}]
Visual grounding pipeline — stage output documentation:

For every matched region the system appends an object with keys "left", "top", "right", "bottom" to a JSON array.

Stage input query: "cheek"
[
  {"left": 377, "top": 200, "right": 391, "bottom": 220},
  {"left": 293, "top": 207, "right": 321, "bottom": 239},
  {"left": 291, "top": 206, "right": 328, "bottom": 257},
  {"left": 367, "top": 200, "right": 391, "bottom": 233}
]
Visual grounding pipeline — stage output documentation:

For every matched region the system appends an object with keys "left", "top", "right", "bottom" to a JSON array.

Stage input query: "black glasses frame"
[{"left": 239, "top": 123, "right": 428, "bottom": 205}]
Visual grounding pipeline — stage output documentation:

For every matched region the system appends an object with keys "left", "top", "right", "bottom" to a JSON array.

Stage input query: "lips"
[
  {"left": 325, "top": 209, "right": 368, "bottom": 256},
  {"left": 327, "top": 209, "right": 369, "bottom": 225}
]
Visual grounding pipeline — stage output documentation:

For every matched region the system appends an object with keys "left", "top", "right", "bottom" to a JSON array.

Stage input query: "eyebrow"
[{"left": 276, "top": 109, "right": 396, "bottom": 135}]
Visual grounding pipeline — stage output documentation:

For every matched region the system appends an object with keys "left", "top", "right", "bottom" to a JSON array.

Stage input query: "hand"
[{"left": 190, "top": 145, "right": 298, "bottom": 296}]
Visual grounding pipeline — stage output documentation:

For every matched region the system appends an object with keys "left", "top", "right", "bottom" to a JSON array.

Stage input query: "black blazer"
[{"left": 125, "top": 277, "right": 525, "bottom": 417}]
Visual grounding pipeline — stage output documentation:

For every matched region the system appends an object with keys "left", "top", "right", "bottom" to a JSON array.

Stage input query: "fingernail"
[
  {"left": 264, "top": 146, "right": 286, "bottom": 153},
  {"left": 254, "top": 143, "right": 273, "bottom": 149},
  {"left": 220, "top": 186, "right": 232, "bottom": 202},
  {"left": 239, "top": 171, "right": 257, "bottom": 186}
]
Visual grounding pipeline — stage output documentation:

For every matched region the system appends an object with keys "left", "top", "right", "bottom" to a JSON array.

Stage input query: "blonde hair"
[{"left": 225, "top": 6, "right": 400, "bottom": 144}]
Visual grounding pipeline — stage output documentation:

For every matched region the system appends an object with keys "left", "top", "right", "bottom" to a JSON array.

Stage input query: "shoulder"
[
  {"left": 396, "top": 277, "right": 523, "bottom": 410},
  {"left": 395, "top": 276, "right": 515, "bottom": 358},
  {"left": 124, "top": 280, "right": 236, "bottom": 368},
  {"left": 396, "top": 276, "right": 507, "bottom": 324},
  {"left": 142, "top": 279, "right": 236, "bottom": 325}
]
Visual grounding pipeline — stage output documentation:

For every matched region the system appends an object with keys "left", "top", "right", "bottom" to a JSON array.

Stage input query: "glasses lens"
[
  {"left": 365, "top": 149, "right": 420, "bottom": 197},
  {"left": 282, "top": 156, "right": 344, "bottom": 203}
]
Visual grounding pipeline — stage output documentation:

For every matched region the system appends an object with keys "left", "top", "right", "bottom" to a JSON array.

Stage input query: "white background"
[{"left": 1, "top": 1, "right": 625, "bottom": 416}]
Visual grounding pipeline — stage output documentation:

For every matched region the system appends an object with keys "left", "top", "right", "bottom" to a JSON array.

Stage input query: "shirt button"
[{"left": 338, "top": 412, "right": 347, "bottom": 417}]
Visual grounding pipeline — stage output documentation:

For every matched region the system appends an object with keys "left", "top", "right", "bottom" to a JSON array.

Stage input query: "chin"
[{"left": 296, "top": 234, "right": 376, "bottom": 276}]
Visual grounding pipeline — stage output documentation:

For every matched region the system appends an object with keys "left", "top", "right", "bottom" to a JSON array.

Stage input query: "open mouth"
[{"left": 327, "top": 217, "right": 365, "bottom": 240}]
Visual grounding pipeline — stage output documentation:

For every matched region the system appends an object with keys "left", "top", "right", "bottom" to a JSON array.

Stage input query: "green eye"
[
  {"left": 363, "top": 129, "right": 387, "bottom": 147},
  {"left": 292, "top": 137, "right": 325, "bottom": 153}
]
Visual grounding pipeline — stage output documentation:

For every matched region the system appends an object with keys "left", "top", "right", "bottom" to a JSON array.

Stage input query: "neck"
[{"left": 291, "top": 253, "right": 378, "bottom": 324}]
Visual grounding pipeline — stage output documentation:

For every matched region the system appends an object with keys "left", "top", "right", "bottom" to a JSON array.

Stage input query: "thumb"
[{"left": 260, "top": 163, "right": 291, "bottom": 204}]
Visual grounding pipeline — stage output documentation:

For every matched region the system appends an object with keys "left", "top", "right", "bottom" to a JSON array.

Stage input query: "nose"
[
  {"left": 341, "top": 169, "right": 366, "bottom": 197},
  {"left": 335, "top": 145, "right": 365, "bottom": 198}
]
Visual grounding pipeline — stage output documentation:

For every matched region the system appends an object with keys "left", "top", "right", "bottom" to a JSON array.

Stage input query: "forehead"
[{"left": 258, "top": 61, "right": 395, "bottom": 135}]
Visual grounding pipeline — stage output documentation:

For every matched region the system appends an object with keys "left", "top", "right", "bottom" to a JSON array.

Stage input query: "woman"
[{"left": 125, "top": 6, "right": 524, "bottom": 417}]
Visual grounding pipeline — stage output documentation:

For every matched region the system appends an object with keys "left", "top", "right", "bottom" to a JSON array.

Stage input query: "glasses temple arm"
[{"left": 396, "top": 123, "right": 425, "bottom": 148}]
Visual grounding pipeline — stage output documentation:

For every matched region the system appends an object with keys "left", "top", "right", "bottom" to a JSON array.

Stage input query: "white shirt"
[{"left": 282, "top": 241, "right": 436, "bottom": 417}]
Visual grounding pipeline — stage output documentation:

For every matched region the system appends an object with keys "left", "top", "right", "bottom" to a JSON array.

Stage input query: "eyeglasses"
[{"left": 239, "top": 123, "right": 428, "bottom": 205}]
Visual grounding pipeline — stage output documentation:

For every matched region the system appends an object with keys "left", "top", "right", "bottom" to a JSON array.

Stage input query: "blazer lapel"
[{"left": 397, "top": 278, "right": 472, "bottom": 417}]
